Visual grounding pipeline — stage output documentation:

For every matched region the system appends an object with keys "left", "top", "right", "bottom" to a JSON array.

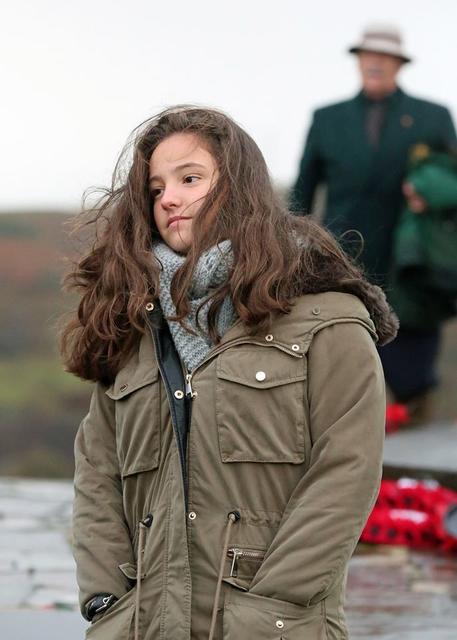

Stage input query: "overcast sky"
[{"left": 2, "top": 0, "right": 457, "bottom": 210}]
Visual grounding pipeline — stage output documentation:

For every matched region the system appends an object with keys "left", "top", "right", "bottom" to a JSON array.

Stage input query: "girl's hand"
[{"left": 402, "top": 181, "right": 428, "bottom": 213}]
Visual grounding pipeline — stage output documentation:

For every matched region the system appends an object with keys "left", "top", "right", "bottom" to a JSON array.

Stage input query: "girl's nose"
[{"left": 160, "top": 185, "right": 182, "bottom": 209}]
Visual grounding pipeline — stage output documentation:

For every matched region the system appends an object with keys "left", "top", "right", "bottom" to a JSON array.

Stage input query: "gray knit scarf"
[{"left": 152, "top": 240, "right": 237, "bottom": 372}]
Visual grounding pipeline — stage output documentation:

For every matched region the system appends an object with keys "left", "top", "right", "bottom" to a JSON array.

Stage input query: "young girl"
[{"left": 62, "top": 106, "right": 397, "bottom": 640}]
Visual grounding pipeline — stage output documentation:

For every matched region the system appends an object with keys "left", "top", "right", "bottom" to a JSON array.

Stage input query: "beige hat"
[{"left": 349, "top": 24, "right": 412, "bottom": 63}]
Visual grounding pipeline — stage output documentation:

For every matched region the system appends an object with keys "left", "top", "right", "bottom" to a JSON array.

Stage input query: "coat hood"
[
  {"left": 293, "top": 275, "right": 399, "bottom": 347},
  {"left": 357, "top": 281, "right": 399, "bottom": 346}
]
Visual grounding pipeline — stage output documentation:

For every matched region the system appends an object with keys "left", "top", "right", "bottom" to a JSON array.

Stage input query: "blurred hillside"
[
  {"left": 0, "top": 212, "right": 91, "bottom": 477},
  {"left": 0, "top": 211, "right": 456, "bottom": 479}
]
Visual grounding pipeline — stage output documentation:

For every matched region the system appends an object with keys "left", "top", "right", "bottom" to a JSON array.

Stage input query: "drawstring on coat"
[
  {"left": 134, "top": 514, "right": 153, "bottom": 640},
  {"left": 208, "top": 510, "right": 240, "bottom": 640}
]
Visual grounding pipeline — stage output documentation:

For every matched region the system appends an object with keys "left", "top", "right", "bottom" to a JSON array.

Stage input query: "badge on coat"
[{"left": 400, "top": 114, "right": 414, "bottom": 128}]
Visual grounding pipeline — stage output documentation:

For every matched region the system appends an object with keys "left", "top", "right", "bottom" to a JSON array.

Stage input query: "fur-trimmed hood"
[{"left": 353, "top": 282, "right": 399, "bottom": 346}]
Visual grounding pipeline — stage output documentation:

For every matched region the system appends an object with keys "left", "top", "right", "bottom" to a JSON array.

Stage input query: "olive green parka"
[{"left": 73, "top": 291, "right": 392, "bottom": 640}]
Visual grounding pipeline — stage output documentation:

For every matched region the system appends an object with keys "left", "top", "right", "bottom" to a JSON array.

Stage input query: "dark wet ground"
[{"left": 1, "top": 477, "right": 456, "bottom": 639}]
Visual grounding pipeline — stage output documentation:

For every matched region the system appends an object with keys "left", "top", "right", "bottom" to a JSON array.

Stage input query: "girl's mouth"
[{"left": 168, "top": 216, "right": 191, "bottom": 228}]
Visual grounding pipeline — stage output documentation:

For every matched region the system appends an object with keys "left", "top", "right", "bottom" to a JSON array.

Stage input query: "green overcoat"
[{"left": 291, "top": 88, "right": 456, "bottom": 285}]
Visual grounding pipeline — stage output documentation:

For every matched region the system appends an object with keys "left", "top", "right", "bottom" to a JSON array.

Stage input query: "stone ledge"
[{"left": 383, "top": 422, "right": 457, "bottom": 490}]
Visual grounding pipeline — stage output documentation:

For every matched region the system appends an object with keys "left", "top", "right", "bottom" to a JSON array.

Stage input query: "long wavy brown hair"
[{"left": 60, "top": 105, "right": 397, "bottom": 384}]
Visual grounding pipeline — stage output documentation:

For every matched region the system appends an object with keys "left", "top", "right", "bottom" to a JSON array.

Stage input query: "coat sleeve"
[
  {"left": 248, "top": 321, "right": 385, "bottom": 606},
  {"left": 289, "top": 112, "right": 324, "bottom": 214},
  {"left": 73, "top": 382, "right": 135, "bottom": 613}
]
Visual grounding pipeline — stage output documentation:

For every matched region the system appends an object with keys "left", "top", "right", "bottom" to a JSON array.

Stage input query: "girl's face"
[{"left": 149, "top": 132, "right": 218, "bottom": 253}]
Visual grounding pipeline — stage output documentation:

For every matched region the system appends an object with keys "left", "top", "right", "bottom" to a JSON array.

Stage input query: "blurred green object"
[{"left": 389, "top": 146, "right": 457, "bottom": 328}]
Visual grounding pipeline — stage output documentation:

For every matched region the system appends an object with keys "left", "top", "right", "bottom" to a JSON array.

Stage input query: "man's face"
[{"left": 358, "top": 51, "right": 403, "bottom": 99}]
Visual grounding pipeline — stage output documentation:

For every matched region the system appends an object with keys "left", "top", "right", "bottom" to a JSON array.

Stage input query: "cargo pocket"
[
  {"left": 222, "top": 590, "right": 326, "bottom": 640},
  {"left": 86, "top": 587, "right": 136, "bottom": 639},
  {"left": 216, "top": 347, "right": 306, "bottom": 463},
  {"left": 106, "top": 366, "right": 160, "bottom": 476}
]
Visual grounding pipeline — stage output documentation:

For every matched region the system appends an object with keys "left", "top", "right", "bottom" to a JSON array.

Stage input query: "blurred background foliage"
[{"left": 0, "top": 212, "right": 91, "bottom": 477}]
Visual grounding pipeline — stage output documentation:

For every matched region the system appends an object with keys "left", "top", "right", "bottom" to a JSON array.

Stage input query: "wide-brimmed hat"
[{"left": 349, "top": 24, "right": 412, "bottom": 63}]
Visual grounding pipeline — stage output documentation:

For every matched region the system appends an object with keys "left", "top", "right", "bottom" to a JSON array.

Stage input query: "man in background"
[{"left": 290, "top": 24, "right": 457, "bottom": 422}]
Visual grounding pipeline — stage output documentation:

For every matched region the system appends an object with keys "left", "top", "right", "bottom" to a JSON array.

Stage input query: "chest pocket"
[
  {"left": 216, "top": 346, "right": 307, "bottom": 464},
  {"left": 106, "top": 367, "right": 160, "bottom": 477}
]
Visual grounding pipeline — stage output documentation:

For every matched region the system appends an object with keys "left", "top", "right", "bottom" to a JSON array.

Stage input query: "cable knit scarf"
[{"left": 152, "top": 240, "right": 238, "bottom": 372}]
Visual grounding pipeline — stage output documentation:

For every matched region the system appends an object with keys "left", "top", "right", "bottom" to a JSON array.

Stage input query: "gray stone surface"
[
  {"left": 0, "top": 478, "right": 78, "bottom": 612},
  {"left": 0, "top": 611, "right": 87, "bottom": 640},
  {"left": 384, "top": 422, "right": 457, "bottom": 473},
  {"left": 1, "top": 477, "right": 457, "bottom": 639},
  {"left": 383, "top": 422, "right": 457, "bottom": 490}
]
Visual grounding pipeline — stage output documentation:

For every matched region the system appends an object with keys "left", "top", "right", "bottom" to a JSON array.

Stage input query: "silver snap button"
[
  {"left": 255, "top": 371, "right": 267, "bottom": 382},
  {"left": 276, "top": 620, "right": 284, "bottom": 629},
  {"left": 265, "top": 334, "right": 274, "bottom": 342},
  {"left": 291, "top": 344, "right": 300, "bottom": 352},
  {"left": 119, "top": 383, "right": 128, "bottom": 392},
  {"left": 312, "top": 306, "right": 320, "bottom": 315},
  {"left": 145, "top": 302, "right": 155, "bottom": 312},
  {"left": 174, "top": 390, "right": 184, "bottom": 399},
  {"left": 188, "top": 511, "right": 197, "bottom": 520}
]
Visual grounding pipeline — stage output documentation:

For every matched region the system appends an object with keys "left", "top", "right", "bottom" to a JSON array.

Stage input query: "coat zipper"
[
  {"left": 183, "top": 366, "right": 195, "bottom": 502},
  {"left": 148, "top": 325, "right": 189, "bottom": 505},
  {"left": 185, "top": 372, "right": 197, "bottom": 398},
  {"left": 227, "top": 547, "right": 265, "bottom": 577}
]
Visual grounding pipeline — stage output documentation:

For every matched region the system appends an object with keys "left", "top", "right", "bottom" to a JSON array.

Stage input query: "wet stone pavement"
[
  {"left": 346, "top": 545, "right": 457, "bottom": 639},
  {"left": 1, "top": 477, "right": 457, "bottom": 639}
]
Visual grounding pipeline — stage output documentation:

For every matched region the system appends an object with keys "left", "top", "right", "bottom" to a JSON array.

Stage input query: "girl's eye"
[
  {"left": 184, "top": 175, "right": 199, "bottom": 184},
  {"left": 151, "top": 188, "right": 163, "bottom": 199}
]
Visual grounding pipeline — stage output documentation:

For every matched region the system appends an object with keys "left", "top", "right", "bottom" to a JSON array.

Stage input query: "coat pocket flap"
[
  {"left": 222, "top": 589, "right": 325, "bottom": 639},
  {"left": 217, "top": 347, "right": 306, "bottom": 390},
  {"left": 106, "top": 369, "right": 158, "bottom": 400},
  {"left": 118, "top": 562, "right": 146, "bottom": 581},
  {"left": 122, "top": 461, "right": 159, "bottom": 477}
]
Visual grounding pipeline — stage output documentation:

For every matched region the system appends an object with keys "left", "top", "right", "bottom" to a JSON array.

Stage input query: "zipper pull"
[
  {"left": 229, "top": 548, "right": 242, "bottom": 577},
  {"left": 185, "top": 373, "right": 197, "bottom": 398}
]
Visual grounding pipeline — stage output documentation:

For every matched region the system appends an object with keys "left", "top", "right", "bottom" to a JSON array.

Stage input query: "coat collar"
[{"left": 355, "top": 86, "right": 404, "bottom": 107}]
